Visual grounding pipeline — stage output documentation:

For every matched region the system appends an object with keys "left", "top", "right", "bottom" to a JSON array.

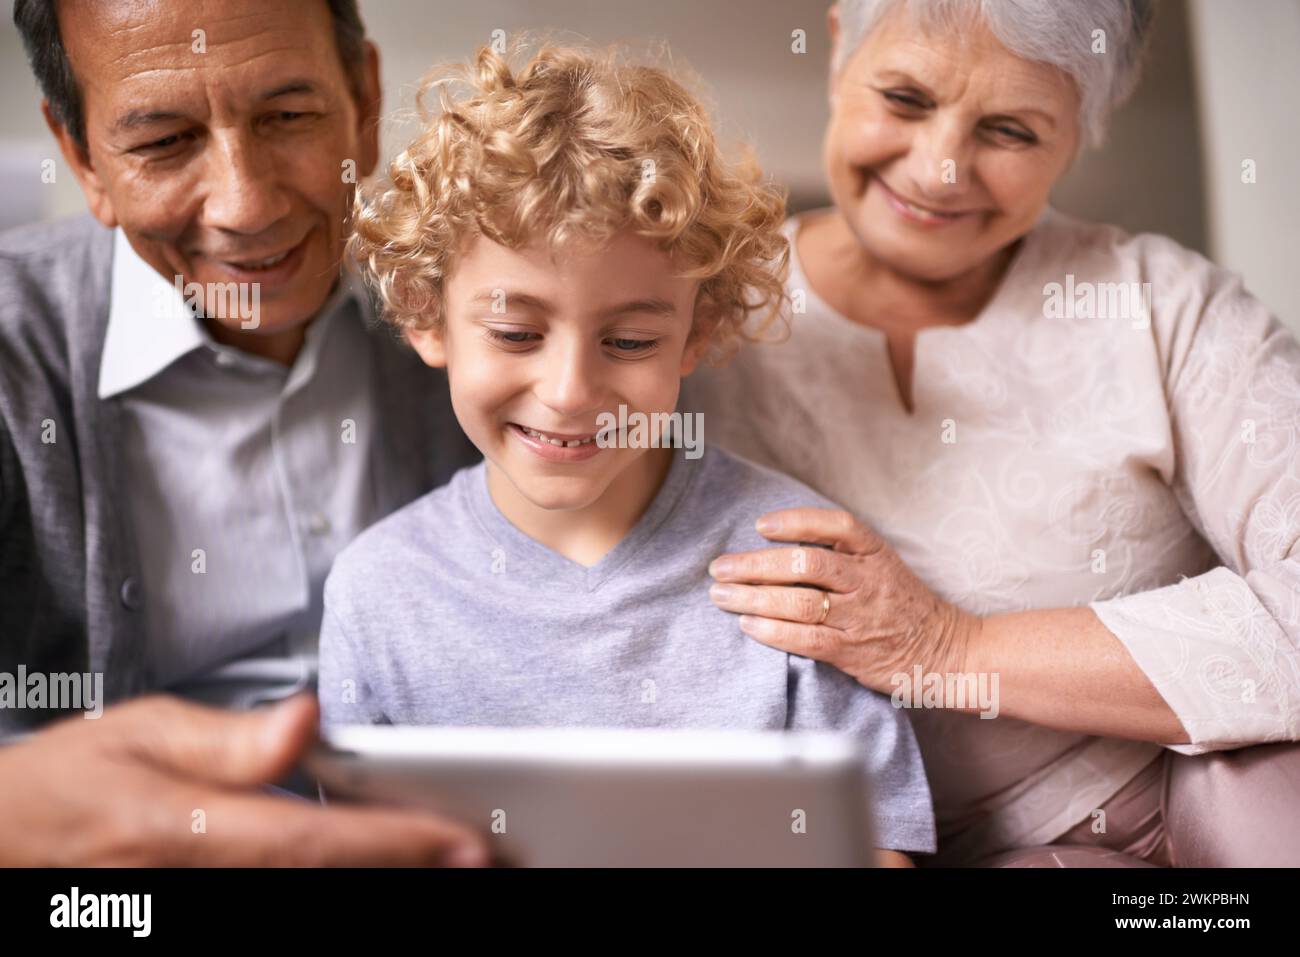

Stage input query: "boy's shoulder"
[
  {"left": 691, "top": 445, "right": 846, "bottom": 551},
  {"left": 703, "top": 443, "right": 835, "bottom": 500},
  {"left": 325, "top": 461, "right": 486, "bottom": 598}
]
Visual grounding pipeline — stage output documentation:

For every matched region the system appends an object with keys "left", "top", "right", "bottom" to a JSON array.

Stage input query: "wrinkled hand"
[
  {"left": 0, "top": 693, "right": 489, "bottom": 867},
  {"left": 708, "top": 507, "right": 981, "bottom": 693}
]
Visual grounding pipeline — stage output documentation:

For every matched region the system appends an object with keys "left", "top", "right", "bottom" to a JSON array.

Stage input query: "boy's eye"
[
  {"left": 484, "top": 328, "right": 540, "bottom": 348},
  {"left": 606, "top": 337, "right": 658, "bottom": 353}
]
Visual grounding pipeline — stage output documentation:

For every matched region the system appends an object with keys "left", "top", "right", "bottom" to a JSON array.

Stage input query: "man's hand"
[{"left": 0, "top": 693, "right": 489, "bottom": 866}]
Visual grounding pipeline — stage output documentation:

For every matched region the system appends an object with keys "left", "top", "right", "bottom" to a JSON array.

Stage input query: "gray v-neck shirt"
[{"left": 319, "top": 445, "right": 936, "bottom": 852}]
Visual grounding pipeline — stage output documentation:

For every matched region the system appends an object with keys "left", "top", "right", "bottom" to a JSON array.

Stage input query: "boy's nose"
[{"left": 534, "top": 347, "right": 606, "bottom": 420}]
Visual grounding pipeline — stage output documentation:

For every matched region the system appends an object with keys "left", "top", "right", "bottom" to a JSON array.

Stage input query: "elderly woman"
[{"left": 686, "top": 0, "right": 1300, "bottom": 867}]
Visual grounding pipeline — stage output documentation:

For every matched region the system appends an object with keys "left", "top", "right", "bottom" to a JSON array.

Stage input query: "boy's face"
[{"left": 408, "top": 229, "right": 708, "bottom": 512}]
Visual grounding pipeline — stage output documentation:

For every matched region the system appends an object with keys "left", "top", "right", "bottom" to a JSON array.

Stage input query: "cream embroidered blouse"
[{"left": 681, "top": 206, "right": 1300, "bottom": 864}]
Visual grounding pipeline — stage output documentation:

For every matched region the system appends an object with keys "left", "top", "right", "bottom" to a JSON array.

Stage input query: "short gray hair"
[{"left": 832, "top": 0, "right": 1156, "bottom": 148}]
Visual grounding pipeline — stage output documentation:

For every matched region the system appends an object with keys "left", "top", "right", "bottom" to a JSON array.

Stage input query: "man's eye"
[
  {"left": 133, "top": 134, "right": 184, "bottom": 153},
  {"left": 261, "top": 111, "right": 316, "bottom": 130}
]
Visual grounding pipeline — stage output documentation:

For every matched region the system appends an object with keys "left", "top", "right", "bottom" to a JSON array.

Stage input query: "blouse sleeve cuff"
[{"left": 1089, "top": 565, "right": 1300, "bottom": 754}]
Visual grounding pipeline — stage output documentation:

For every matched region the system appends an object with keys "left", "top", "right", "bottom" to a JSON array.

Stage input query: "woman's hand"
[{"left": 707, "top": 507, "right": 982, "bottom": 695}]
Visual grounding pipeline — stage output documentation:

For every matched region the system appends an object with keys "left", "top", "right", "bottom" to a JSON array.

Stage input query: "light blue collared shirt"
[{"left": 99, "top": 229, "right": 380, "bottom": 708}]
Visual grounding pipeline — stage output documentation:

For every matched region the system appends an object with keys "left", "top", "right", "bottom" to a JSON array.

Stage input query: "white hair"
[{"left": 832, "top": 0, "right": 1156, "bottom": 148}]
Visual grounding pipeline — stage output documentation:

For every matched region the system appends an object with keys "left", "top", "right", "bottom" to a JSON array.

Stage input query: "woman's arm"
[
  {"left": 963, "top": 606, "right": 1188, "bottom": 743},
  {"left": 708, "top": 512, "right": 1189, "bottom": 746},
  {"left": 711, "top": 258, "right": 1300, "bottom": 755}
]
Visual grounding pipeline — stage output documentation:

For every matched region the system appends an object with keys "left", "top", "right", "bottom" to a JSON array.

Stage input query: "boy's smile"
[
  {"left": 406, "top": 229, "right": 710, "bottom": 563},
  {"left": 508, "top": 422, "right": 604, "bottom": 461}
]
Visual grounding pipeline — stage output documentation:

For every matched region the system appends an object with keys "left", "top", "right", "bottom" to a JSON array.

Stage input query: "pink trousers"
[{"left": 954, "top": 741, "right": 1300, "bottom": 868}]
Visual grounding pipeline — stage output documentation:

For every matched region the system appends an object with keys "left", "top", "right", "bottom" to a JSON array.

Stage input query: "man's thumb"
[{"left": 122, "top": 693, "right": 320, "bottom": 787}]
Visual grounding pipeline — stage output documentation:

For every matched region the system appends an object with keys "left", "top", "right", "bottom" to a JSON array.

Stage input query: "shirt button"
[
  {"left": 307, "top": 512, "right": 331, "bottom": 536},
  {"left": 213, "top": 351, "right": 237, "bottom": 369},
  {"left": 119, "top": 577, "right": 142, "bottom": 611}
]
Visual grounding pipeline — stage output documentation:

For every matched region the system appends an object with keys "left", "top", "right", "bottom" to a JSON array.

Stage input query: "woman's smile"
[{"left": 872, "top": 175, "right": 981, "bottom": 228}]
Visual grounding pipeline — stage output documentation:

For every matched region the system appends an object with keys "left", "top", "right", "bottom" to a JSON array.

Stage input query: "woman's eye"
[
  {"left": 883, "top": 91, "right": 928, "bottom": 110},
  {"left": 988, "top": 124, "right": 1036, "bottom": 144}
]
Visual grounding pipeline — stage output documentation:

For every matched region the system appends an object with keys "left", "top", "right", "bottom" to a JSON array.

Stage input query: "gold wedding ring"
[{"left": 814, "top": 589, "right": 831, "bottom": 625}]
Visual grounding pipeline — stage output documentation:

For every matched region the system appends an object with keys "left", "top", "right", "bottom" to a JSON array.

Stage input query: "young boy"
[{"left": 321, "top": 42, "right": 935, "bottom": 863}]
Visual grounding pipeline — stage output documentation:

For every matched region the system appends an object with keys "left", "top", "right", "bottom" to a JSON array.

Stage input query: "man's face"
[
  {"left": 409, "top": 230, "right": 707, "bottom": 514},
  {"left": 51, "top": 0, "right": 380, "bottom": 338}
]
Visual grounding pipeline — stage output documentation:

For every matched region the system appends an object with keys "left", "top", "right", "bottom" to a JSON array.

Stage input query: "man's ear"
[
  {"left": 405, "top": 322, "right": 448, "bottom": 368},
  {"left": 42, "top": 101, "right": 116, "bottom": 228},
  {"left": 356, "top": 41, "right": 383, "bottom": 180}
]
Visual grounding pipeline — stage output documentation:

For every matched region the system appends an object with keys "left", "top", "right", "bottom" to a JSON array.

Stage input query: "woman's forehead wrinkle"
[
  {"left": 874, "top": 43, "right": 970, "bottom": 101},
  {"left": 874, "top": 33, "right": 1071, "bottom": 115}
]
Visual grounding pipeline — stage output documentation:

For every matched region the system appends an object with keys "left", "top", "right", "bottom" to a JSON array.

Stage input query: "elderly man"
[{"left": 0, "top": 0, "right": 486, "bottom": 865}]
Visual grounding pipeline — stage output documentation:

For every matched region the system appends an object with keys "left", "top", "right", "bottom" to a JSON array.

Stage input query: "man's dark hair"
[{"left": 12, "top": 0, "right": 367, "bottom": 149}]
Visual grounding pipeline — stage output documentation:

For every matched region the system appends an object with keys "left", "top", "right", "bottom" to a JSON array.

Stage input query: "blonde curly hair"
[{"left": 348, "top": 37, "right": 790, "bottom": 361}]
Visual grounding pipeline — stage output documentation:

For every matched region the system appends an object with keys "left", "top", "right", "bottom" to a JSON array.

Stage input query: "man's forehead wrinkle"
[
  {"left": 109, "top": 34, "right": 321, "bottom": 67},
  {"left": 103, "top": 3, "right": 287, "bottom": 36},
  {"left": 105, "top": 45, "right": 327, "bottom": 90},
  {"left": 105, "top": 39, "right": 199, "bottom": 72}
]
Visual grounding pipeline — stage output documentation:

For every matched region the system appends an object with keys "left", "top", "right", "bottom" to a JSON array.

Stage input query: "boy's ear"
[
  {"left": 679, "top": 313, "right": 718, "bottom": 376},
  {"left": 404, "top": 323, "right": 448, "bottom": 367}
]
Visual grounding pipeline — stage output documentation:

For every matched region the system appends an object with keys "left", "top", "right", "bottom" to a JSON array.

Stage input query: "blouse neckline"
[{"left": 784, "top": 206, "right": 1052, "bottom": 416}]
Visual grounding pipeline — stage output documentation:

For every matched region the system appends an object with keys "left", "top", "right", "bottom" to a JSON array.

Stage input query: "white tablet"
[{"left": 307, "top": 724, "right": 877, "bottom": 867}]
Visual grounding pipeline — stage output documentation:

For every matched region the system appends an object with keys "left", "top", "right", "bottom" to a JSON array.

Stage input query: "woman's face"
[{"left": 824, "top": 5, "right": 1081, "bottom": 281}]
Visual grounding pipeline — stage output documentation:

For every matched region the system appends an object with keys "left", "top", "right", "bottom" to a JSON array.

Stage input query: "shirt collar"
[
  {"left": 98, "top": 228, "right": 207, "bottom": 399},
  {"left": 98, "top": 228, "right": 372, "bottom": 399}
]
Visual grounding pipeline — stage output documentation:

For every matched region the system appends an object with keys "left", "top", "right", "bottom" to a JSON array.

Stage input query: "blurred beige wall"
[
  {"left": 1, "top": 0, "right": 1295, "bottom": 330},
  {"left": 1188, "top": 0, "right": 1300, "bottom": 334}
]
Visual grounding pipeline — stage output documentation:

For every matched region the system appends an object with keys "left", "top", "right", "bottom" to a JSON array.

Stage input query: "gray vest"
[{"left": 0, "top": 215, "right": 478, "bottom": 730}]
